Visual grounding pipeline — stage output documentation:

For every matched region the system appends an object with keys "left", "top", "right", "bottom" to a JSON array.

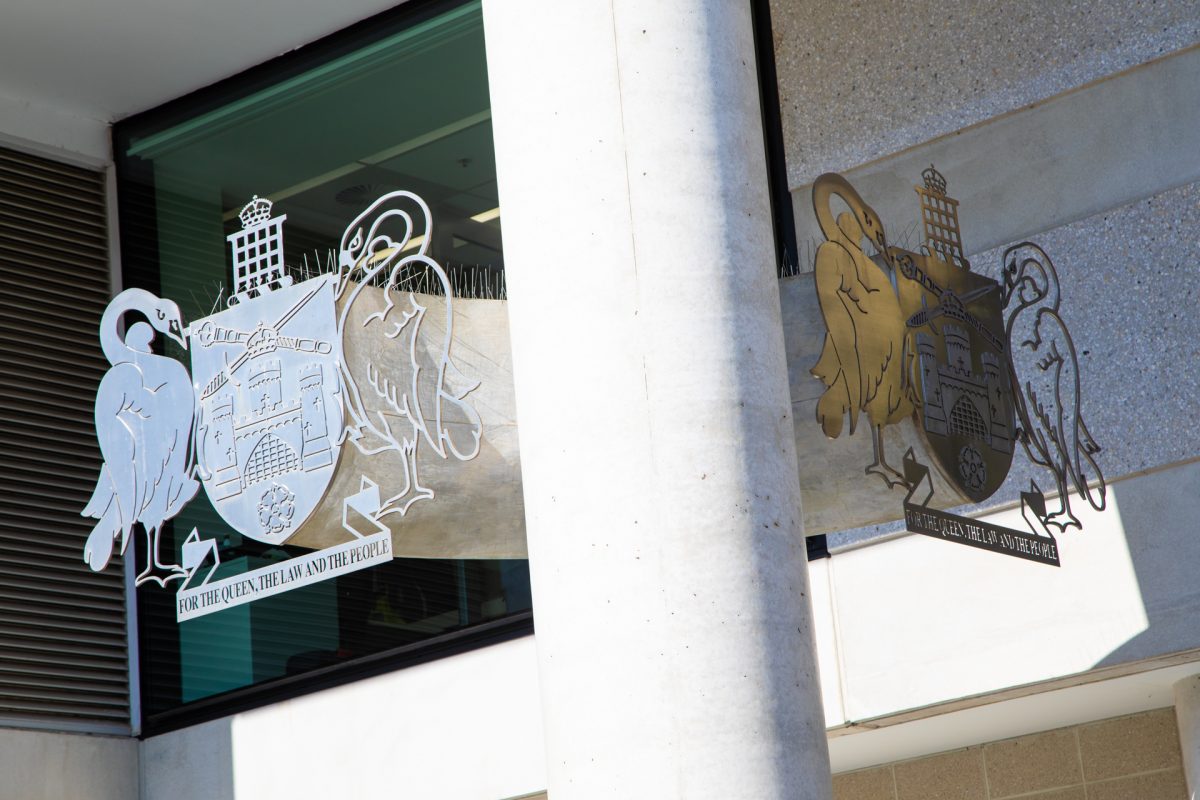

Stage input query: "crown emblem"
[
  {"left": 238, "top": 196, "right": 274, "bottom": 229},
  {"left": 921, "top": 165, "right": 947, "bottom": 196}
]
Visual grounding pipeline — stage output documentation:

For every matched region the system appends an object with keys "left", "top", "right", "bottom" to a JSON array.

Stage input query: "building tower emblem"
[{"left": 228, "top": 195, "right": 292, "bottom": 302}]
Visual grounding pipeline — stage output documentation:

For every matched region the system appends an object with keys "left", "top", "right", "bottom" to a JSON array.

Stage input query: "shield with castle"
[
  {"left": 811, "top": 167, "right": 1016, "bottom": 504},
  {"left": 189, "top": 197, "right": 343, "bottom": 543}
]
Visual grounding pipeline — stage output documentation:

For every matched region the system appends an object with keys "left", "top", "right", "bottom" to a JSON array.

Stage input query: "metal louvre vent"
[{"left": 0, "top": 145, "right": 130, "bottom": 728}]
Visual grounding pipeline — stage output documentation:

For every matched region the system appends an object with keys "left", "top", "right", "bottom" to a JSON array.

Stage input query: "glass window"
[{"left": 112, "top": 0, "right": 528, "bottom": 727}]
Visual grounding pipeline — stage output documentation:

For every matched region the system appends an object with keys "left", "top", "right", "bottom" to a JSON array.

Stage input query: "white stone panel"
[
  {"left": 140, "top": 637, "right": 546, "bottom": 800},
  {"left": 830, "top": 490, "right": 1147, "bottom": 722}
]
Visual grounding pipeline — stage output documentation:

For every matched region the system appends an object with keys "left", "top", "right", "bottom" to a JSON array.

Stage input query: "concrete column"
[
  {"left": 483, "top": 2, "right": 831, "bottom": 798},
  {"left": 1174, "top": 675, "right": 1200, "bottom": 798}
]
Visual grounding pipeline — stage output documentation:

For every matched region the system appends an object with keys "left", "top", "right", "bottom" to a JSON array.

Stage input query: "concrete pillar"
[
  {"left": 1174, "top": 675, "right": 1200, "bottom": 798},
  {"left": 483, "top": 2, "right": 831, "bottom": 798}
]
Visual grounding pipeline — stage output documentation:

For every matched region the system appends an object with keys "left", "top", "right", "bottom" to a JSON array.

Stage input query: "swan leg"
[
  {"left": 378, "top": 439, "right": 435, "bottom": 518},
  {"left": 134, "top": 526, "right": 188, "bottom": 588},
  {"left": 396, "top": 440, "right": 434, "bottom": 515},
  {"left": 1043, "top": 472, "right": 1082, "bottom": 532},
  {"left": 865, "top": 425, "right": 911, "bottom": 490}
]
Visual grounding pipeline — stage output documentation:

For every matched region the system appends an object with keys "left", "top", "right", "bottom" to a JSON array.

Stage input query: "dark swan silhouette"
[
  {"left": 82, "top": 288, "right": 199, "bottom": 585},
  {"left": 1002, "top": 243, "right": 1105, "bottom": 529},
  {"left": 334, "top": 190, "right": 482, "bottom": 519},
  {"left": 810, "top": 173, "right": 915, "bottom": 487}
]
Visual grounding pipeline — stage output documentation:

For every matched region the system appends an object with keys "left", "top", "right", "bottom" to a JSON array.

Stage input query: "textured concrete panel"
[
  {"left": 983, "top": 727, "right": 1081, "bottom": 798},
  {"left": 789, "top": 45, "right": 1200, "bottom": 268},
  {"left": 833, "top": 765, "right": 896, "bottom": 800},
  {"left": 1085, "top": 771, "right": 1187, "bottom": 800},
  {"left": 835, "top": 710, "right": 1187, "bottom": 799},
  {"left": 1173, "top": 676, "right": 1200, "bottom": 800},
  {"left": 769, "top": 0, "right": 1200, "bottom": 186},
  {"left": 965, "top": 180, "right": 1200, "bottom": 518},
  {"left": 893, "top": 747, "right": 986, "bottom": 800},
  {"left": 1020, "top": 788, "right": 1086, "bottom": 800},
  {"left": 1078, "top": 708, "right": 1182, "bottom": 782},
  {"left": 0, "top": 728, "right": 137, "bottom": 800}
]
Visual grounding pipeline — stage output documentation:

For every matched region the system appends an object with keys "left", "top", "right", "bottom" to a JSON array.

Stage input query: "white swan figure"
[
  {"left": 82, "top": 288, "right": 199, "bottom": 586},
  {"left": 334, "top": 191, "right": 482, "bottom": 520}
]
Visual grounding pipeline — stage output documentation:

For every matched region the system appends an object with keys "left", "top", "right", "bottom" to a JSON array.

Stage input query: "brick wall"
[{"left": 834, "top": 708, "right": 1186, "bottom": 800}]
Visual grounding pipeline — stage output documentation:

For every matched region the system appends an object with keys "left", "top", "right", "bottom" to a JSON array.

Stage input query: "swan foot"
[
  {"left": 378, "top": 487, "right": 434, "bottom": 519},
  {"left": 135, "top": 562, "right": 189, "bottom": 588},
  {"left": 1043, "top": 507, "right": 1082, "bottom": 533},
  {"left": 134, "top": 527, "right": 189, "bottom": 588},
  {"left": 865, "top": 426, "right": 912, "bottom": 491},
  {"left": 866, "top": 461, "right": 911, "bottom": 490},
  {"left": 373, "top": 441, "right": 434, "bottom": 520}
]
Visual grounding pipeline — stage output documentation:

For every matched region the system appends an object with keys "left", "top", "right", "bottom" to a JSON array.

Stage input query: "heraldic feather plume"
[
  {"left": 334, "top": 190, "right": 482, "bottom": 519},
  {"left": 810, "top": 173, "right": 915, "bottom": 488}
]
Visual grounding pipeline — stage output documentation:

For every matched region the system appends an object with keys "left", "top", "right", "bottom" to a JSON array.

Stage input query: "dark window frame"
[
  {"left": 111, "top": 0, "right": 533, "bottom": 739},
  {"left": 749, "top": 0, "right": 829, "bottom": 559}
]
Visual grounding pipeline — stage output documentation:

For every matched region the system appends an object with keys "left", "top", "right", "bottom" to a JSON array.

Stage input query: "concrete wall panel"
[
  {"left": 770, "top": 0, "right": 1200, "bottom": 187},
  {"left": 0, "top": 728, "right": 138, "bottom": 800}
]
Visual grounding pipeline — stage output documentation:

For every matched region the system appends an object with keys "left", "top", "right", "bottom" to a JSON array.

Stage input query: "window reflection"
[{"left": 116, "top": 1, "right": 529, "bottom": 722}]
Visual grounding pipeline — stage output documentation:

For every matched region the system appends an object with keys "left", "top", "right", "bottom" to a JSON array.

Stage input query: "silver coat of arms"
[
  {"left": 189, "top": 200, "right": 343, "bottom": 543},
  {"left": 83, "top": 192, "right": 481, "bottom": 616}
]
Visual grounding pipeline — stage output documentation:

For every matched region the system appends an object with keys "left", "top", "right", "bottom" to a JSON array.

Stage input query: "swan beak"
[
  {"left": 168, "top": 320, "right": 188, "bottom": 350},
  {"left": 361, "top": 245, "right": 399, "bottom": 271}
]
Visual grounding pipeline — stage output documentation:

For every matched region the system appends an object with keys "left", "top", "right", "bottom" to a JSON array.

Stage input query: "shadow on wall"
[
  {"left": 141, "top": 717, "right": 235, "bottom": 800},
  {"left": 1095, "top": 458, "right": 1200, "bottom": 669}
]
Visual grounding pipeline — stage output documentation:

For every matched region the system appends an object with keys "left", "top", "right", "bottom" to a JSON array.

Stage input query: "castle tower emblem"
[
  {"left": 916, "top": 165, "right": 966, "bottom": 270},
  {"left": 227, "top": 196, "right": 293, "bottom": 304}
]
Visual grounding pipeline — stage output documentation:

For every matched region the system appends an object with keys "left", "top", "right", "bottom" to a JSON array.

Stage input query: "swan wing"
[
  {"left": 1011, "top": 305, "right": 1100, "bottom": 499},
  {"left": 360, "top": 288, "right": 427, "bottom": 448},
  {"left": 437, "top": 357, "right": 483, "bottom": 461},
  {"left": 1026, "top": 309, "right": 1103, "bottom": 505},
  {"left": 93, "top": 363, "right": 143, "bottom": 531},
  {"left": 812, "top": 239, "right": 903, "bottom": 437},
  {"left": 141, "top": 358, "right": 199, "bottom": 524}
]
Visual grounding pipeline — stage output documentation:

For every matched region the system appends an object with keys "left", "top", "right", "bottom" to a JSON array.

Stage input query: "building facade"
[{"left": 1, "top": 1, "right": 1199, "bottom": 798}]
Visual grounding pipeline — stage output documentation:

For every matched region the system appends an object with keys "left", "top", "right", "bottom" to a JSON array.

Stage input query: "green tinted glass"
[{"left": 115, "top": 0, "right": 527, "bottom": 723}]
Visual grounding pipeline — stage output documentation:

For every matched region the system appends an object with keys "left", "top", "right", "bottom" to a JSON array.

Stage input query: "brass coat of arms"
[{"left": 810, "top": 167, "right": 1105, "bottom": 561}]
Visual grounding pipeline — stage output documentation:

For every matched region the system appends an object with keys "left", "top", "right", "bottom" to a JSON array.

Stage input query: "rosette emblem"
[{"left": 257, "top": 484, "right": 296, "bottom": 536}]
